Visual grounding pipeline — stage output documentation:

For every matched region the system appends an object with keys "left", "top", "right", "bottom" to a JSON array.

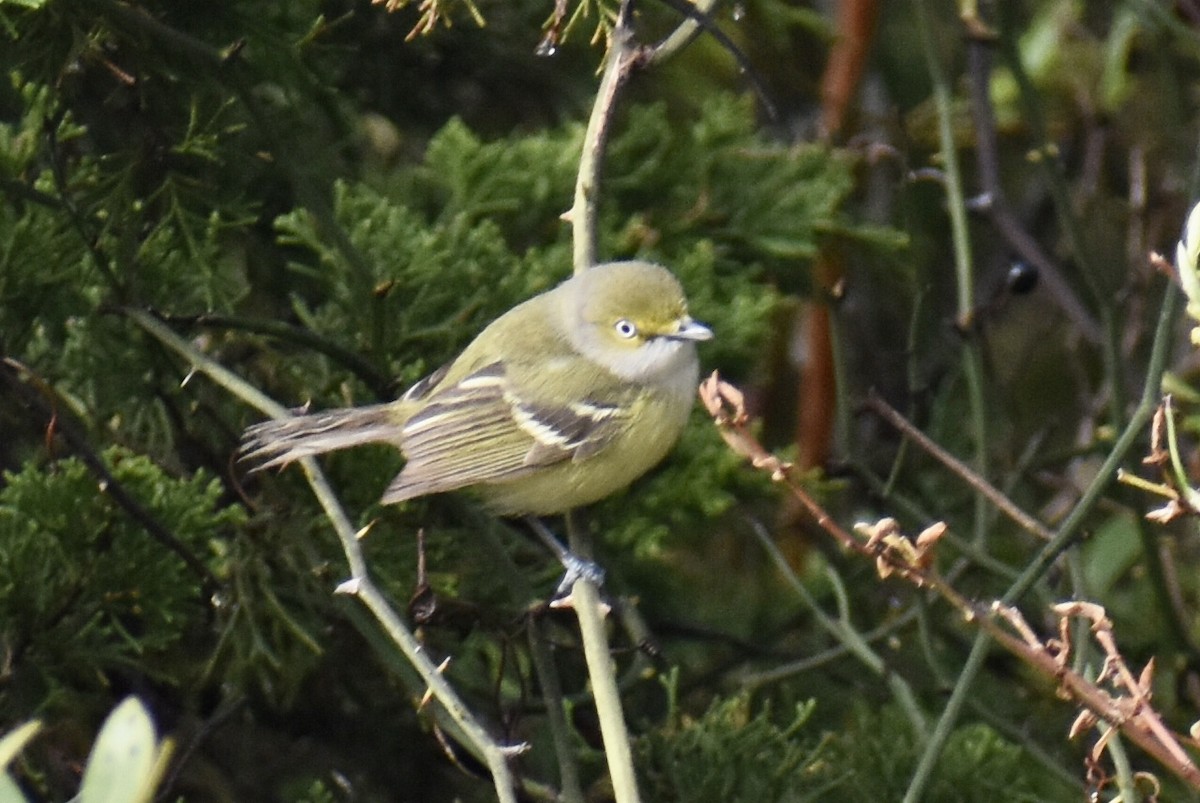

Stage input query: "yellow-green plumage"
[{"left": 241, "top": 261, "right": 710, "bottom": 516}]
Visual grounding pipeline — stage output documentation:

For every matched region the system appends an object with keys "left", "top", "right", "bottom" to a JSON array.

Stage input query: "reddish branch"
[{"left": 700, "top": 371, "right": 1200, "bottom": 789}]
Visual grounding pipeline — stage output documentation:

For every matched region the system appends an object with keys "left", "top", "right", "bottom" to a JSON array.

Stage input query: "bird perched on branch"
[{"left": 242, "top": 261, "right": 712, "bottom": 524}]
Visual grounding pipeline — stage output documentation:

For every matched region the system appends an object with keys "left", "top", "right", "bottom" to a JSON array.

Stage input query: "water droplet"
[
  {"left": 535, "top": 35, "right": 558, "bottom": 57},
  {"left": 732, "top": 3, "right": 746, "bottom": 21}
]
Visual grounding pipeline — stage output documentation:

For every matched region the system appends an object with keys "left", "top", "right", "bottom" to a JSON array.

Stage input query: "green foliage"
[
  {"left": 820, "top": 706, "right": 1076, "bottom": 802},
  {"left": 6, "top": 0, "right": 1200, "bottom": 800},
  {"left": 0, "top": 698, "right": 169, "bottom": 803},
  {"left": 605, "top": 97, "right": 881, "bottom": 276},
  {"left": 637, "top": 696, "right": 1075, "bottom": 802},
  {"left": 282, "top": 779, "right": 337, "bottom": 803},
  {"left": 77, "top": 697, "right": 170, "bottom": 803},
  {"left": 0, "top": 450, "right": 238, "bottom": 710},
  {"left": 271, "top": 95, "right": 849, "bottom": 392},
  {"left": 273, "top": 180, "right": 549, "bottom": 390},
  {"left": 413, "top": 116, "right": 583, "bottom": 247},
  {"left": 637, "top": 694, "right": 832, "bottom": 803}
]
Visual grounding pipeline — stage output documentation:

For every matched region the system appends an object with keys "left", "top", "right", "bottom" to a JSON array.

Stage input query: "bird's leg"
[{"left": 524, "top": 516, "right": 605, "bottom": 595}]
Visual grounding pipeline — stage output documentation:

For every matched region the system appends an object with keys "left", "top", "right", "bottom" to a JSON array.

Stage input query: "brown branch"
[
  {"left": 819, "top": 0, "right": 879, "bottom": 140},
  {"left": 701, "top": 371, "right": 1200, "bottom": 789},
  {"left": 863, "top": 389, "right": 1055, "bottom": 542},
  {"left": 795, "top": 298, "right": 836, "bottom": 470}
]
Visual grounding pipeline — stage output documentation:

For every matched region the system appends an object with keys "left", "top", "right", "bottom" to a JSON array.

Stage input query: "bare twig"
[
  {"left": 643, "top": 0, "right": 777, "bottom": 119},
  {"left": 569, "top": 0, "right": 641, "bottom": 272},
  {"left": 156, "top": 312, "right": 393, "bottom": 401},
  {"left": 963, "top": 38, "right": 1101, "bottom": 343},
  {"left": 647, "top": 0, "right": 717, "bottom": 64},
  {"left": 561, "top": 510, "right": 642, "bottom": 803},
  {"left": 561, "top": 0, "right": 740, "bottom": 798},
  {"left": 863, "top": 390, "right": 1054, "bottom": 542},
  {"left": 701, "top": 370, "right": 1200, "bottom": 790},
  {"left": 699, "top": 373, "right": 943, "bottom": 577},
  {"left": 125, "top": 307, "right": 526, "bottom": 803},
  {"left": 526, "top": 615, "right": 585, "bottom": 803},
  {"left": 746, "top": 521, "right": 928, "bottom": 739}
]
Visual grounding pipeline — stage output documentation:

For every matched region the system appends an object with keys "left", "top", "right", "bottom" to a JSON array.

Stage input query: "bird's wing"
[{"left": 381, "top": 362, "right": 627, "bottom": 504}]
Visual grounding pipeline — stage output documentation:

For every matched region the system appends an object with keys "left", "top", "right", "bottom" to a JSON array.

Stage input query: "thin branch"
[
  {"left": 963, "top": 38, "right": 1101, "bottom": 344},
  {"left": 863, "top": 391, "right": 1054, "bottom": 542},
  {"left": 570, "top": 0, "right": 640, "bottom": 273},
  {"left": 0, "top": 358, "right": 220, "bottom": 593},
  {"left": 564, "top": 513, "right": 642, "bottom": 803},
  {"left": 645, "top": 0, "right": 777, "bottom": 120},
  {"left": 646, "top": 0, "right": 717, "bottom": 64},
  {"left": 850, "top": 459, "right": 1027, "bottom": 584},
  {"left": 475, "top": 519, "right": 586, "bottom": 803},
  {"left": 700, "top": 368, "right": 1200, "bottom": 790},
  {"left": 156, "top": 312, "right": 393, "bottom": 401},
  {"left": 968, "top": 700, "right": 1084, "bottom": 792},
  {"left": 916, "top": 2, "right": 974, "bottom": 332},
  {"left": 912, "top": 0, "right": 994, "bottom": 570},
  {"left": 735, "top": 606, "right": 921, "bottom": 688},
  {"left": 526, "top": 616, "right": 585, "bottom": 803},
  {"left": 124, "top": 307, "right": 525, "bottom": 803},
  {"left": 903, "top": 280, "right": 1181, "bottom": 802},
  {"left": 44, "top": 111, "right": 124, "bottom": 295},
  {"left": 747, "top": 522, "right": 928, "bottom": 739}
]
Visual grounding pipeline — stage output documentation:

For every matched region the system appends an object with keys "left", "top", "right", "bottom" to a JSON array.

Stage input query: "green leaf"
[
  {"left": 0, "top": 721, "right": 40, "bottom": 773},
  {"left": 0, "top": 772, "right": 30, "bottom": 803},
  {"left": 78, "top": 698, "right": 168, "bottom": 803}
]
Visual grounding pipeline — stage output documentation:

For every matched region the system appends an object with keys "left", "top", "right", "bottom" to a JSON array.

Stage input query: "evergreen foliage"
[
  {"left": 2, "top": 0, "right": 1200, "bottom": 800},
  {"left": 0, "top": 450, "right": 238, "bottom": 712},
  {"left": 636, "top": 696, "right": 1077, "bottom": 802}
]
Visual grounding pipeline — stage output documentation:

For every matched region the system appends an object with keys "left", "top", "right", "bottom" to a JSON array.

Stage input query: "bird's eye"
[{"left": 613, "top": 319, "right": 638, "bottom": 339}]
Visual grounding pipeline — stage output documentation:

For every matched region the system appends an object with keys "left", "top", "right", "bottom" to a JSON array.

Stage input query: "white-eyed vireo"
[{"left": 242, "top": 261, "right": 712, "bottom": 516}]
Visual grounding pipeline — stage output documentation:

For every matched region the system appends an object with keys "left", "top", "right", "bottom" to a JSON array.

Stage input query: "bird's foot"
[{"left": 554, "top": 553, "right": 606, "bottom": 596}]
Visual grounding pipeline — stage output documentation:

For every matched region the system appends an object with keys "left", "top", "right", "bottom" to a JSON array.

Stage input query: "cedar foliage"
[{"left": 1, "top": 0, "right": 1199, "bottom": 801}]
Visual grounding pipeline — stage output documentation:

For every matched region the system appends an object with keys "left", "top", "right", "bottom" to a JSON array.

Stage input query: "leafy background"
[{"left": 2, "top": 0, "right": 1200, "bottom": 800}]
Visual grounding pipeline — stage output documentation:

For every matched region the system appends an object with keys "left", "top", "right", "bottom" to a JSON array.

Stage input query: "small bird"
[{"left": 241, "top": 261, "right": 712, "bottom": 519}]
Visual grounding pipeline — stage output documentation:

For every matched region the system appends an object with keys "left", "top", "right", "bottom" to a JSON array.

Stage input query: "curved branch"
[
  {"left": 125, "top": 307, "right": 526, "bottom": 803},
  {"left": 570, "top": 1, "right": 641, "bottom": 273}
]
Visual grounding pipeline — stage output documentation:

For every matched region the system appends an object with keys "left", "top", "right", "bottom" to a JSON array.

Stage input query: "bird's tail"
[{"left": 240, "top": 404, "right": 401, "bottom": 470}]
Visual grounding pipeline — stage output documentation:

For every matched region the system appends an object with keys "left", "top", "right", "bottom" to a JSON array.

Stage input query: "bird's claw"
[{"left": 554, "top": 553, "right": 606, "bottom": 596}]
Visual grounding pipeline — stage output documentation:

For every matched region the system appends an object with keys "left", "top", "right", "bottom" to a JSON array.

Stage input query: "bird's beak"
[{"left": 672, "top": 317, "right": 713, "bottom": 342}]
